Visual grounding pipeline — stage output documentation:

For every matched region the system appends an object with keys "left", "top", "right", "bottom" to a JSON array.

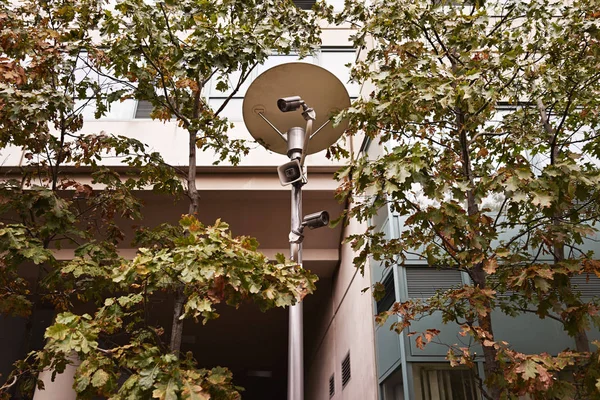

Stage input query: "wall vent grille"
[
  {"left": 571, "top": 275, "right": 600, "bottom": 301},
  {"left": 341, "top": 352, "right": 351, "bottom": 388},
  {"left": 329, "top": 374, "right": 335, "bottom": 398},
  {"left": 134, "top": 100, "right": 152, "bottom": 119},
  {"left": 405, "top": 267, "right": 463, "bottom": 298}
]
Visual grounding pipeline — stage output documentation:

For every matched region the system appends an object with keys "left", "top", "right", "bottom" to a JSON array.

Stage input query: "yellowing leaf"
[
  {"left": 516, "top": 359, "right": 538, "bottom": 380},
  {"left": 415, "top": 335, "right": 424, "bottom": 350},
  {"left": 91, "top": 369, "right": 110, "bottom": 388},
  {"left": 153, "top": 379, "right": 179, "bottom": 400},
  {"left": 181, "top": 381, "right": 210, "bottom": 400},
  {"left": 531, "top": 192, "right": 553, "bottom": 208},
  {"left": 483, "top": 258, "right": 498, "bottom": 275}
]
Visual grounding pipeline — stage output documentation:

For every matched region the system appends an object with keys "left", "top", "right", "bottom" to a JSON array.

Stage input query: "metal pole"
[{"left": 288, "top": 181, "right": 304, "bottom": 400}]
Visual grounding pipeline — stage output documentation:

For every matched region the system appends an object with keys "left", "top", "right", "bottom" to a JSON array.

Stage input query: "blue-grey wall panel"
[
  {"left": 376, "top": 316, "right": 402, "bottom": 380},
  {"left": 407, "top": 312, "right": 481, "bottom": 359},
  {"left": 491, "top": 311, "right": 575, "bottom": 355}
]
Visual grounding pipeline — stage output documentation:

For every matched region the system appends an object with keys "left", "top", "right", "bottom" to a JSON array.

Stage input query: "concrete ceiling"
[{"left": 130, "top": 189, "right": 345, "bottom": 278}]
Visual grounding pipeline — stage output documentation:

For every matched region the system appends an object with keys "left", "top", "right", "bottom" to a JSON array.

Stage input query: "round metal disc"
[{"left": 243, "top": 63, "right": 350, "bottom": 155}]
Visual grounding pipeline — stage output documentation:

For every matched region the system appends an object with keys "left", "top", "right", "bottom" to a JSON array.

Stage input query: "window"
[
  {"left": 293, "top": 0, "right": 315, "bottom": 9},
  {"left": 319, "top": 48, "right": 360, "bottom": 98},
  {"left": 131, "top": 49, "right": 358, "bottom": 122},
  {"left": 415, "top": 365, "right": 479, "bottom": 400},
  {"left": 377, "top": 272, "right": 396, "bottom": 313},
  {"left": 405, "top": 267, "right": 463, "bottom": 299},
  {"left": 381, "top": 367, "right": 404, "bottom": 400}
]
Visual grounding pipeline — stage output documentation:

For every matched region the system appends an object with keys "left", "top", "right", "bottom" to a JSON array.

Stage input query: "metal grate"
[
  {"left": 292, "top": 0, "right": 315, "bottom": 9},
  {"left": 571, "top": 275, "right": 600, "bottom": 301},
  {"left": 329, "top": 374, "right": 335, "bottom": 398},
  {"left": 134, "top": 100, "right": 153, "bottom": 118},
  {"left": 405, "top": 267, "right": 463, "bottom": 298},
  {"left": 341, "top": 352, "right": 351, "bottom": 388}
]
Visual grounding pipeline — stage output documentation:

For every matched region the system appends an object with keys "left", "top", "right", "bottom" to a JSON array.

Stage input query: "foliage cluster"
[
  {"left": 0, "top": 0, "right": 320, "bottom": 397},
  {"left": 321, "top": 0, "right": 600, "bottom": 398}
]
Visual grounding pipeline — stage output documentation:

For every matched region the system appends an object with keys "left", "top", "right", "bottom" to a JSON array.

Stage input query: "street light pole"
[
  {"left": 288, "top": 181, "right": 304, "bottom": 400},
  {"left": 283, "top": 124, "right": 307, "bottom": 400},
  {"left": 242, "top": 62, "right": 350, "bottom": 400}
]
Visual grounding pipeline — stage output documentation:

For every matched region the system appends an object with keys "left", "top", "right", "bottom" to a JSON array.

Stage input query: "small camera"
[
  {"left": 277, "top": 96, "right": 304, "bottom": 112},
  {"left": 302, "top": 211, "right": 330, "bottom": 230},
  {"left": 277, "top": 159, "right": 305, "bottom": 186}
]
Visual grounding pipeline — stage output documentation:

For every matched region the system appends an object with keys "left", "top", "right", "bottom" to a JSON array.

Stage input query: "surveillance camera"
[
  {"left": 277, "top": 96, "right": 304, "bottom": 112},
  {"left": 277, "top": 159, "right": 305, "bottom": 186},
  {"left": 302, "top": 211, "right": 330, "bottom": 230}
]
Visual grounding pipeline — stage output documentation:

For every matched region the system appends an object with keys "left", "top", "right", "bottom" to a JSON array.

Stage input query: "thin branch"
[
  {"left": 518, "top": 307, "right": 564, "bottom": 324},
  {"left": 431, "top": 24, "right": 464, "bottom": 67},
  {"left": 158, "top": 3, "right": 180, "bottom": 48},
  {"left": 493, "top": 196, "right": 508, "bottom": 228},
  {"left": 486, "top": 5, "right": 516, "bottom": 38},
  {"left": 138, "top": 40, "right": 190, "bottom": 127},
  {"left": 469, "top": 130, "right": 510, "bottom": 145},
  {"left": 214, "top": 62, "right": 258, "bottom": 116},
  {"left": 553, "top": 84, "right": 578, "bottom": 147}
]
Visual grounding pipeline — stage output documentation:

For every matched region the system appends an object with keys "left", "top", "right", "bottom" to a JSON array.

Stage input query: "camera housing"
[
  {"left": 277, "top": 96, "right": 304, "bottom": 113},
  {"left": 277, "top": 159, "right": 305, "bottom": 186},
  {"left": 302, "top": 211, "right": 330, "bottom": 230}
]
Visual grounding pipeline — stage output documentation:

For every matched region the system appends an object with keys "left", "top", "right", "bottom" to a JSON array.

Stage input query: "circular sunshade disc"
[{"left": 243, "top": 62, "right": 351, "bottom": 155}]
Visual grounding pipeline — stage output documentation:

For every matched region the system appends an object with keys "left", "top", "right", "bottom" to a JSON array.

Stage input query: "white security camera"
[
  {"left": 277, "top": 159, "right": 305, "bottom": 186},
  {"left": 302, "top": 211, "right": 330, "bottom": 230},
  {"left": 277, "top": 96, "right": 305, "bottom": 112}
]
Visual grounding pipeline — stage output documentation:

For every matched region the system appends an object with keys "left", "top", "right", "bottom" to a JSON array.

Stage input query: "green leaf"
[
  {"left": 45, "top": 323, "right": 69, "bottom": 340},
  {"left": 518, "top": 359, "right": 538, "bottom": 380},
  {"left": 139, "top": 365, "right": 161, "bottom": 390},
  {"left": 153, "top": 379, "right": 179, "bottom": 400}
]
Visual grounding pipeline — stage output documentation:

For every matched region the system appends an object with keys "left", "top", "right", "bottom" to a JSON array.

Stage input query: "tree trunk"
[
  {"left": 169, "top": 288, "right": 186, "bottom": 354},
  {"left": 187, "top": 128, "right": 199, "bottom": 216},
  {"left": 470, "top": 267, "right": 502, "bottom": 400},
  {"left": 458, "top": 110, "right": 501, "bottom": 399},
  {"left": 537, "top": 98, "right": 590, "bottom": 353},
  {"left": 553, "top": 235, "right": 589, "bottom": 352},
  {"left": 169, "top": 127, "right": 199, "bottom": 354},
  {"left": 169, "top": 83, "right": 202, "bottom": 354}
]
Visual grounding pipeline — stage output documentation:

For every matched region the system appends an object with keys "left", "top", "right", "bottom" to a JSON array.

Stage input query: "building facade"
[{"left": 3, "top": 1, "right": 599, "bottom": 399}]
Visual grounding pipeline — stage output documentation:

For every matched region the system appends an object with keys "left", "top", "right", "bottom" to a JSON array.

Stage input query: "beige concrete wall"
[
  {"left": 306, "top": 216, "right": 379, "bottom": 400},
  {"left": 33, "top": 355, "right": 79, "bottom": 400}
]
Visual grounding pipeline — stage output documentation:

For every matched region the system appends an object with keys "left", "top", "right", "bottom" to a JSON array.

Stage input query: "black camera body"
[{"left": 302, "top": 211, "right": 330, "bottom": 230}]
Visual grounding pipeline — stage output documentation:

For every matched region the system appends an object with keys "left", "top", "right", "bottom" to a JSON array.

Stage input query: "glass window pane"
[
  {"left": 255, "top": 54, "right": 315, "bottom": 77},
  {"left": 325, "top": 0, "right": 344, "bottom": 11},
  {"left": 320, "top": 50, "right": 360, "bottom": 97},
  {"left": 208, "top": 98, "right": 244, "bottom": 122},
  {"left": 208, "top": 69, "right": 252, "bottom": 98},
  {"left": 77, "top": 99, "right": 137, "bottom": 121}
]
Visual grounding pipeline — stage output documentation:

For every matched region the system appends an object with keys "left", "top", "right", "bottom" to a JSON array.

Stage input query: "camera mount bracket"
[{"left": 289, "top": 227, "right": 304, "bottom": 244}]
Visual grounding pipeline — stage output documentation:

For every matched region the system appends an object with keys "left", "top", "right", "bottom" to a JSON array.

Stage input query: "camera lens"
[{"left": 319, "top": 212, "right": 329, "bottom": 225}]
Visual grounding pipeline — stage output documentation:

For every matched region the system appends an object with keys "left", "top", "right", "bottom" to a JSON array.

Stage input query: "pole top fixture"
[{"left": 243, "top": 62, "right": 350, "bottom": 156}]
